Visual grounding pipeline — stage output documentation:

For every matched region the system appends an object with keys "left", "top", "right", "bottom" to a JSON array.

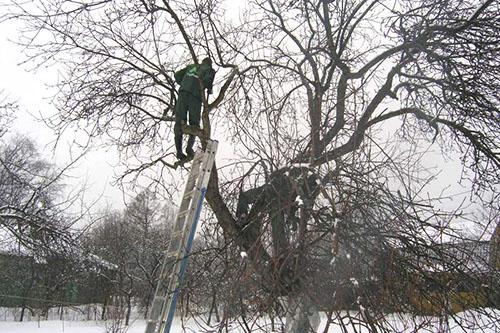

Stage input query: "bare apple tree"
[{"left": 4, "top": 0, "right": 499, "bottom": 331}]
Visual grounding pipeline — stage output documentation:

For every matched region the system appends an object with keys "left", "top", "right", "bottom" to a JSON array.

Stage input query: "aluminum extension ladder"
[{"left": 145, "top": 140, "right": 218, "bottom": 333}]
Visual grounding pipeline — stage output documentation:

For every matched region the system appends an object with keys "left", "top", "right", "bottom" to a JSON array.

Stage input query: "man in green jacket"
[{"left": 174, "top": 57, "right": 216, "bottom": 160}]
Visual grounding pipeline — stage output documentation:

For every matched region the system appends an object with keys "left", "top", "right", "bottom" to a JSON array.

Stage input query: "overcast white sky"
[
  {"left": 0, "top": 1, "right": 252, "bottom": 214},
  {"left": 0, "top": 20, "right": 126, "bottom": 211},
  {"left": 0, "top": 0, "right": 252, "bottom": 215}
]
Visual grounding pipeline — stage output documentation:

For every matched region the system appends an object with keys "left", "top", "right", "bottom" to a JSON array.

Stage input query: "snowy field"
[{"left": 0, "top": 308, "right": 498, "bottom": 332}]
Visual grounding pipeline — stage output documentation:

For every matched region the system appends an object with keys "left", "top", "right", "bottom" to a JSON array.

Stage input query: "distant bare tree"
[
  {"left": 84, "top": 211, "right": 136, "bottom": 325},
  {"left": 0, "top": 135, "right": 75, "bottom": 252},
  {"left": 5, "top": 0, "right": 499, "bottom": 331},
  {"left": 83, "top": 191, "right": 173, "bottom": 324},
  {"left": 123, "top": 190, "right": 173, "bottom": 318},
  {"left": 0, "top": 134, "right": 92, "bottom": 321},
  {"left": 0, "top": 90, "right": 16, "bottom": 137}
]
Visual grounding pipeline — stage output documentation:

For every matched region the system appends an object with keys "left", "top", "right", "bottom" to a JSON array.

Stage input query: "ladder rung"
[
  {"left": 193, "top": 151, "right": 205, "bottom": 162},
  {"left": 187, "top": 178, "right": 199, "bottom": 188},
  {"left": 162, "top": 254, "right": 180, "bottom": 267},
  {"left": 167, "top": 236, "right": 182, "bottom": 249},
  {"left": 158, "top": 271, "right": 175, "bottom": 284},
  {"left": 168, "top": 239, "right": 182, "bottom": 250},
  {"left": 168, "top": 240, "right": 183, "bottom": 251},
  {"left": 171, "top": 230, "right": 183, "bottom": 238},
  {"left": 177, "top": 208, "right": 191, "bottom": 220},
  {"left": 185, "top": 176, "right": 198, "bottom": 188},
  {"left": 166, "top": 249, "right": 181, "bottom": 258},
  {"left": 162, "top": 268, "right": 176, "bottom": 282},
  {"left": 183, "top": 176, "right": 197, "bottom": 188},
  {"left": 183, "top": 189, "right": 199, "bottom": 200},
  {"left": 152, "top": 296, "right": 166, "bottom": 303},
  {"left": 188, "top": 169, "right": 201, "bottom": 181},
  {"left": 155, "top": 284, "right": 175, "bottom": 299},
  {"left": 167, "top": 237, "right": 182, "bottom": 251},
  {"left": 175, "top": 223, "right": 189, "bottom": 232},
  {"left": 177, "top": 208, "right": 191, "bottom": 217}
]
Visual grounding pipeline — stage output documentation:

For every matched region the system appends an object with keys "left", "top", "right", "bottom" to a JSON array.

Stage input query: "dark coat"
[{"left": 175, "top": 63, "right": 215, "bottom": 98}]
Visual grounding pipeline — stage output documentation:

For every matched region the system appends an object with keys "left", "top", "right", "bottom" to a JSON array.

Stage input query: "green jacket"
[{"left": 175, "top": 63, "right": 215, "bottom": 98}]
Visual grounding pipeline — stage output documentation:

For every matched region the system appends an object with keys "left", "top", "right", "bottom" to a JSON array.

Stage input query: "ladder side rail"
[
  {"left": 162, "top": 186, "right": 208, "bottom": 333},
  {"left": 199, "top": 141, "right": 218, "bottom": 189},
  {"left": 162, "top": 152, "right": 204, "bottom": 262},
  {"left": 146, "top": 140, "right": 218, "bottom": 333},
  {"left": 173, "top": 162, "right": 201, "bottom": 232},
  {"left": 161, "top": 141, "right": 218, "bottom": 333},
  {"left": 145, "top": 155, "right": 202, "bottom": 332},
  {"left": 155, "top": 150, "right": 209, "bottom": 333},
  {"left": 156, "top": 188, "right": 204, "bottom": 333},
  {"left": 145, "top": 237, "right": 184, "bottom": 333}
]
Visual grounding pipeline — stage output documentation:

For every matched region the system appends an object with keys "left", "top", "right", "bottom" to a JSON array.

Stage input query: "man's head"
[{"left": 201, "top": 57, "right": 212, "bottom": 66}]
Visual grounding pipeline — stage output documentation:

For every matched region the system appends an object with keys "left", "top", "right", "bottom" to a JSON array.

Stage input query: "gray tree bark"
[{"left": 285, "top": 294, "right": 320, "bottom": 333}]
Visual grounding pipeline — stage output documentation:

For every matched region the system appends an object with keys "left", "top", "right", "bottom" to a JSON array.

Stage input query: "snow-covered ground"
[{"left": 0, "top": 308, "right": 498, "bottom": 332}]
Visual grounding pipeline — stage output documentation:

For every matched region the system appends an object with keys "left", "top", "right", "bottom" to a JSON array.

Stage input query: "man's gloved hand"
[{"left": 207, "top": 88, "right": 212, "bottom": 95}]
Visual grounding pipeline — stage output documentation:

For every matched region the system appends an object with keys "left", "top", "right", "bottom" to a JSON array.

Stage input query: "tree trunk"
[
  {"left": 207, "top": 300, "right": 214, "bottom": 325},
  {"left": 322, "top": 310, "right": 334, "bottom": 333},
  {"left": 284, "top": 294, "right": 320, "bottom": 333},
  {"left": 208, "top": 287, "right": 218, "bottom": 325},
  {"left": 101, "top": 296, "right": 108, "bottom": 320},
  {"left": 19, "top": 305, "right": 26, "bottom": 322},
  {"left": 185, "top": 290, "right": 190, "bottom": 316},
  {"left": 215, "top": 298, "right": 220, "bottom": 323},
  {"left": 125, "top": 294, "right": 132, "bottom": 326},
  {"left": 144, "top": 295, "right": 150, "bottom": 319}
]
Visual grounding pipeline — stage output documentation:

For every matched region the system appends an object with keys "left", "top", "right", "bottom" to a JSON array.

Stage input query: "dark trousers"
[{"left": 174, "top": 90, "right": 201, "bottom": 155}]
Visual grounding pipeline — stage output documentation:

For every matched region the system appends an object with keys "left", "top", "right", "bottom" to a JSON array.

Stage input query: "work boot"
[
  {"left": 186, "top": 147, "right": 195, "bottom": 157},
  {"left": 174, "top": 132, "right": 183, "bottom": 157},
  {"left": 186, "top": 135, "right": 196, "bottom": 157},
  {"left": 176, "top": 152, "right": 188, "bottom": 160}
]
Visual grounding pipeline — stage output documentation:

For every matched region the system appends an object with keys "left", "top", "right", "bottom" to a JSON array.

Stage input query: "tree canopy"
[{"left": 3, "top": 0, "right": 499, "bottom": 331}]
